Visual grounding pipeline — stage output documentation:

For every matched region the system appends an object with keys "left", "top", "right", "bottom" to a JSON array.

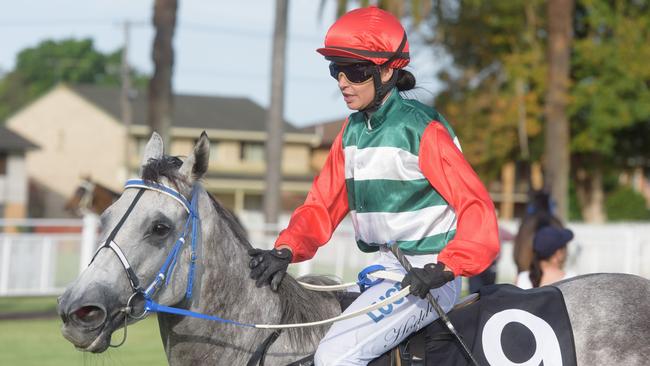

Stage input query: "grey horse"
[{"left": 58, "top": 133, "right": 650, "bottom": 365}]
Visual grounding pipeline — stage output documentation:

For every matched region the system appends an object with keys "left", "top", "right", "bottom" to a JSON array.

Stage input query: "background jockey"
[{"left": 248, "top": 6, "right": 499, "bottom": 366}]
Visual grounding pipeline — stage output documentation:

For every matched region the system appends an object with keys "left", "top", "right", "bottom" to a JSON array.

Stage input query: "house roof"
[
  {"left": 301, "top": 117, "right": 346, "bottom": 147},
  {"left": 0, "top": 125, "right": 39, "bottom": 152},
  {"left": 70, "top": 84, "right": 304, "bottom": 133}
]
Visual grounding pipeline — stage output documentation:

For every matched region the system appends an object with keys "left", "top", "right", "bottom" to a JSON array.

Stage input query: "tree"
[
  {"left": 148, "top": 0, "right": 178, "bottom": 148},
  {"left": 569, "top": 0, "right": 650, "bottom": 222},
  {"left": 430, "top": 0, "right": 650, "bottom": 222},
  {"left": 544, "top": 0, "right": 574, "bottom": 221},
  {"left": 264, "top": 0, "right": 290, "bottom": 225},
  {"left": 430, "top": 1, "right": 547, "bottom": 182},
  {"left": 0, "top": 39, "right": 146, "bottom": 121}
]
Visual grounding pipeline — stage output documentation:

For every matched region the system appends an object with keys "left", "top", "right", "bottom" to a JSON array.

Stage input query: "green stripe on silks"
[
  {"left": 356, "top": 230, "right": 457, "bottom": 254},
  {"left": 346, "top": 179, "right": 448, "bottom": 213}
]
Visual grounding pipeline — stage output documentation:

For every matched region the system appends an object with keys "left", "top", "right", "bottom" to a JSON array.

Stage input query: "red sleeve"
[
  {"left": 274, "top": 122, "right": 350, "bottom": 263},
  {"left": 419, "top": 122, "right": 499, "bottom": 277}
]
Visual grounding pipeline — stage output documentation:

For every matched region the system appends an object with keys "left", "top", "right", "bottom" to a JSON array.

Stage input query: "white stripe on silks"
[
  {"left": 350, "top": 205, "right": 457, "bottom": 244},
  {"left": 344, "top": 145, "right": 356, "bottom": 179},
  {"left": 453, "top": 136, "right": 462, "bottom": 152},
  {"left": 344, "top": 146, "right": 424, "bottom": 181}
]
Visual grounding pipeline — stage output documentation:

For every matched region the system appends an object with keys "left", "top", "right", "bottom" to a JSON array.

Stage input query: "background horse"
[
  {"left": 57, "top": 133, "right": 650, "bottom": 365},
  {"left": 513, "top": 190, "right": 564, "bottom": 273},
  {"left": 64, "top": 178, "right": 120, "bottom": 216}
]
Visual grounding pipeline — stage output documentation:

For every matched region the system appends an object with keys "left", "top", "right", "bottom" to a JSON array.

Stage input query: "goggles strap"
[{"left": 363, "top": 32, "right": 407, "bottom": 113}]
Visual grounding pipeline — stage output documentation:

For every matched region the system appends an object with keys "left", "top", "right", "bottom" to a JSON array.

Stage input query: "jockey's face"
[
  {"left": 335, "top": 64, "right": 393, "bottom": 111},
  {"left": 554, "top": 247, "right": 568, "bottom": 267}
]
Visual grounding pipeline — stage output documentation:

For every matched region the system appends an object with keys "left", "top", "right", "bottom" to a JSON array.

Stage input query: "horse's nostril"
[
  {"left": 60, "top": 311, "right": 68, "bottom": 324},
  {"left": 70, "top": 305, "right": 106, "bottom": 329}
]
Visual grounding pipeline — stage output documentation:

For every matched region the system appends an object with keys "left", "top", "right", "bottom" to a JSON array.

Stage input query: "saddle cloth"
[{"left": 425, "top": 284, "right": 577, "bottom": 366}]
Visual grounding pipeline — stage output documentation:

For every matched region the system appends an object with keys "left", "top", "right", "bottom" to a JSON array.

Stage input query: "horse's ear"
[
  {"left": 179, "top": 131, "right": 210, "bottom": 181},
  {"left": 141, "top": 132, "right": 164, "bottom": 167}
]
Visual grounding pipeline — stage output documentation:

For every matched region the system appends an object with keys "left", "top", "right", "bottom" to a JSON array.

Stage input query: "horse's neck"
[{"left": 160, "top": 193, "right": 323, "bottom": 365}]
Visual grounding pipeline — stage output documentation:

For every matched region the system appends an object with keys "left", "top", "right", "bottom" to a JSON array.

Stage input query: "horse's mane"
[
  {"left": 143, "top": 156, "right": 341, "bottom": 345},
  {"left": 142, "top": 156, "right": 185, "bottom": 186}
]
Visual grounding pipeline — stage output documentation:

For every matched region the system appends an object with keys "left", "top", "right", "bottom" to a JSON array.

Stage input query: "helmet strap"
[
  {"left": 361, "top": 32, "right": 407, "bottom": 115},
  {"left": 363, "top": 67, "right": 398, "bottom": 115}
]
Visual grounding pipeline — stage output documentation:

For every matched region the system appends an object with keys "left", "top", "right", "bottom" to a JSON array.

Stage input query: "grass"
[
  {"left": 0, "top": 296, "right": 59, "bottom": 314},
  {"left": 0, "top": 316, "right": 168, "bottom": 366},
  {"left": 0, "top": 296, "right": 166, "bottom": 365}
]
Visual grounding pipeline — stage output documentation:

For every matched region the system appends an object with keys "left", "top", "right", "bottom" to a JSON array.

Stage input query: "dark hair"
[
  {"left": 529, "top": 253, "right": 543, "bottom": 288},
  {"left": 396, "top": 69, "right": 416, "bottom": 91}
]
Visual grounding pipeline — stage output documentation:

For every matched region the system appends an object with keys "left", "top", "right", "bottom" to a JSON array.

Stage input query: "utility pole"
[
  {"left": 121, "top": 20, "right": 133, "bottom": 180},
  {"left": 264, "top": 0, "right": 289, "bottom": 228}
]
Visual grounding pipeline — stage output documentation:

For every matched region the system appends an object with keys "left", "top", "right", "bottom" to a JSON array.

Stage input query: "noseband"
[{"left": 89, "top": 179, "right": 200, "bottom": 345}]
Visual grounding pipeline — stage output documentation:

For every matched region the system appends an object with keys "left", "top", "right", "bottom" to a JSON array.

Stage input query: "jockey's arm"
[
  {"left": 419, "top": 122, "right": 500, "bottom": 277},
  {"left": 273, "top": 122, "right": 350, "bottom": 263}
]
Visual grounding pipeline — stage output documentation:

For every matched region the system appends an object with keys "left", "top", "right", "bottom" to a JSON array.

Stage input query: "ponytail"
[
  {"left": 396, "top": 69, "right": 416, "bottom": 91},
  {"left": 529, "top": 253, "right": 543, "bottom": 288}
]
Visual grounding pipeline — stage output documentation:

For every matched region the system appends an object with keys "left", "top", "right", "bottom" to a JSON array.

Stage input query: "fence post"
[
  {"left": 0, "top": 237, "right": 11, "bottom": 295},
  {"left": 40, "top": 237, "right": 54, "bottom": 292},
  {"left": 80, "top": 213, "right": 99, "bottom": 274}
]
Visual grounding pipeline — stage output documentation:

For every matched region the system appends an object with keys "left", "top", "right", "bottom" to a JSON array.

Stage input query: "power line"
[
  {"left": 0, "top": 19, "right": 142, "bottom": 27},
  {"left": 0, "top": 19, "right": 322, "bottom": 42},
  {"left": 180, "top": 21, "right": 321, "bottom": 43}
]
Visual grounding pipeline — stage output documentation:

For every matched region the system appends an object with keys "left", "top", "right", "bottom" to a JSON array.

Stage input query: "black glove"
[
  {"left": 248, "top": 248, "right": 292, "bottom": 291},
  {"left": 401, "top": 262, "right": 454, "bottom": 299}
]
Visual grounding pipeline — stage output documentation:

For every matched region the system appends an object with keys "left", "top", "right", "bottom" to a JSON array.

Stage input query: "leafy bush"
[{"left": 605, "top": 186, "right": 650, "bottom": 221}]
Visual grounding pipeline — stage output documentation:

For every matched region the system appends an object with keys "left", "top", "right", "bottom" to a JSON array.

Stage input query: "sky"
[{"left": 0, "top": 0, "right": 445, "bottom": 127}]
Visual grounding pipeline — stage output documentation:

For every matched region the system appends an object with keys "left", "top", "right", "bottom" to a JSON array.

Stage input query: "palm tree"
[
  {"left": 544, "top": 0, "right": 574, "bottom": 221},
  {"left": 148, "top": 0, "right": 178, "bottom": 148}
]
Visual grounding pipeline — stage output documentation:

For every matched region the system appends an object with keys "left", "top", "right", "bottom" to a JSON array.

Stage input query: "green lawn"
[
  {"left": 0, "top": 316, "right": 168, "bottom": 366},
  {"left": 0, "top": 296, "right": 59, "bottom": 314}
]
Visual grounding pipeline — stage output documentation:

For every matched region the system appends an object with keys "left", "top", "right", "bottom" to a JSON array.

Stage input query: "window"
[
  {"left": 244, "top": 194, "right": 263, "bottom": 210},
  {"left": 0, "top": 153, "right": 6, "bottom": 175},
  {"left": 136, "top": 138, "right": 148, "bottom": 157},
  {"left": 240, "top": 142, "right": 265, "bottom": 162},
  {"left": 209, "top": 141, "right": 219, "bottom": 162}
]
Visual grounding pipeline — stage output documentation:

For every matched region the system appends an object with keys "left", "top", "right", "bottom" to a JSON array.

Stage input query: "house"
[
  {"left": 6, "top": 84, "right": 320, "bottom": 218},
  {"left": 0, "top": 126, "right": 38, "bottom": 221}
]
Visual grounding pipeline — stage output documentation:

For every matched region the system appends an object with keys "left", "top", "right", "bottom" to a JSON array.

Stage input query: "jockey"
[{"left": 248, "top": 6, "right": 499, "bottom": 365}]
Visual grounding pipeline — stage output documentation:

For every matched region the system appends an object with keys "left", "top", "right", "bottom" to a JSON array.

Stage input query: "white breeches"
[{"left": 314, "top": 249, "right": 462, "bottom": 366}]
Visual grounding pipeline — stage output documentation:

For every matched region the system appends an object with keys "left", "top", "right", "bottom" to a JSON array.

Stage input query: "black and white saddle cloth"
[{"left": 425, "top": 283, "right": 577, "bottom": 366}]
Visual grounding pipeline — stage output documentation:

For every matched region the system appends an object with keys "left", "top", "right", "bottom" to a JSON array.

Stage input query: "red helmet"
[{"left": 317, "top": 6, "right": 410, "bottom": 69}]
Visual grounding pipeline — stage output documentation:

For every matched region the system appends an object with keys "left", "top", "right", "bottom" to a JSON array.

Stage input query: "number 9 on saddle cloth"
[{"left": 302, "top": 280, "right": 576, "bottom": 366}]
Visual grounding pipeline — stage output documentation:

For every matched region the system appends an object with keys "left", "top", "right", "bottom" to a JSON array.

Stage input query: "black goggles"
[{"left": 329, "top": 62, "right": 376, "bottom": 83}]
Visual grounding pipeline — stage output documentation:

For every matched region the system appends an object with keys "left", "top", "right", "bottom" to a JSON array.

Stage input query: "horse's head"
[
  {"left": 65, "top": 177, "right": 120, "bottom": 216},
  {"left": 528, "top": 190, "right": 554, "bottom": 215},
  {"left": 57, "top": 132, "right": 210, "bottom": 353}
]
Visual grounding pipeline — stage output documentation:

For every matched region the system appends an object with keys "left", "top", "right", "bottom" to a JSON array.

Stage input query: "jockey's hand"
[
  {"left": 401, "top": 262, "right": 454, "bottom": 299},
  {"left": 248, "top": 248, "right": 292, "bottom": 291}
]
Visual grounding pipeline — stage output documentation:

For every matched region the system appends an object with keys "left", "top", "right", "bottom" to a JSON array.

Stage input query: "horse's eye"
[{"left": 152, "top": 222, "right": 171, "bottom": 236}]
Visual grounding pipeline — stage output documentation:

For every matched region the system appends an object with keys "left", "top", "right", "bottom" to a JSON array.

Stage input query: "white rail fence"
[{"left": 1, "top": 216, "right": 649, "bottom": 296}]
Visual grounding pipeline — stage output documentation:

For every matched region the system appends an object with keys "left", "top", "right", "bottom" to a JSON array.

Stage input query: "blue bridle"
[
  {"left": 123, "top": 179, "right": 200, "bottom": 301},
  {"left": 91, "top": 179, "right": 255, "bottom": 328}
]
